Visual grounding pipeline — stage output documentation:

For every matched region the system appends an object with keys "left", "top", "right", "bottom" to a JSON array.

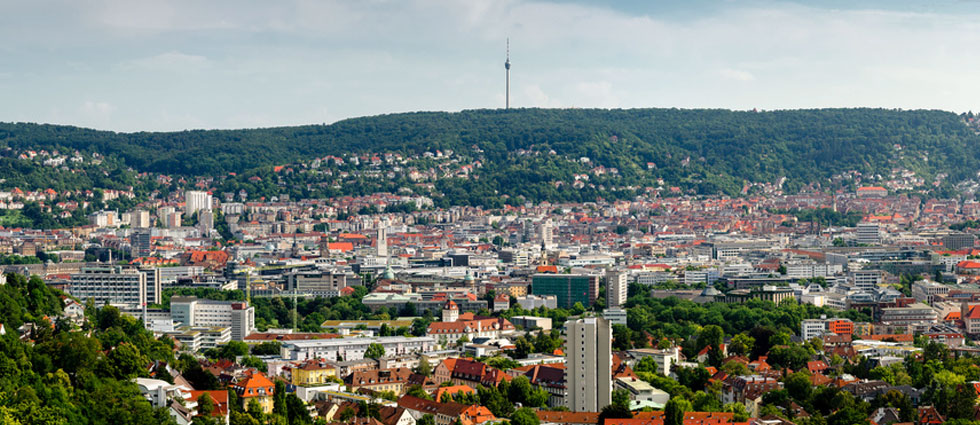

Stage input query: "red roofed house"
[
  {"left": 187, "top": 390, "right": 229, "bottom": 422},
  {"left": 856, "top": 186, "right": 888, "bottom": 198},
  {"left": 232, "top": 370, "right": 275, "bottom": 413},
  {"left": 958, "top": 260, "right": 980, "bottom": 275}
]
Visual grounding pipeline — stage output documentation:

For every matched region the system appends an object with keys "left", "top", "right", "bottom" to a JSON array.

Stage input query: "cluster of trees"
[
  {"left": 774, "top": 208, "right": 865, "bottom": 228},
  {"left": 610, "top": 285, "right": 870, "bottom": 356},
  {"left": 5, "top": 108, "right": 980, "bottom": 206},
  {"left": 0, "top": 274, "right": 180, "bottom": 424}
]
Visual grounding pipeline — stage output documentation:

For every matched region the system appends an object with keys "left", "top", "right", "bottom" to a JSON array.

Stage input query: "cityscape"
[{"left": 6, "top": 2, "right": 980, "bottom": 425}]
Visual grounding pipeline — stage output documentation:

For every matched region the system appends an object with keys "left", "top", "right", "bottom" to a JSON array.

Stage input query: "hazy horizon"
[{"left": 4, "top": 0, "right": 980, "bottom": 132}]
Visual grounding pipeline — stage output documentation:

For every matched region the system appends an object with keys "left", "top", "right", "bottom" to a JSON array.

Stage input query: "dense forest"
[{"left": 2, "top": 108, "right": 980, "bottom": 203}]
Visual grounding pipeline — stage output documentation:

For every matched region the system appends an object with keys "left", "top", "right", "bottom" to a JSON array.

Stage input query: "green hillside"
[{"left": 1, "top": 108, "right": 978, "bottom": 203}]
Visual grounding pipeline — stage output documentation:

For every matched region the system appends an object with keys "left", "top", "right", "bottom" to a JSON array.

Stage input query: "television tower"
[{"left": 505, "top": 38, "right": 511, "bottom": 109}]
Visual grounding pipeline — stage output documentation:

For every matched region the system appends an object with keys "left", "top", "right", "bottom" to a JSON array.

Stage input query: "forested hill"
[{"left": 1, "top": 108, "right": 978, "bottom": 197}]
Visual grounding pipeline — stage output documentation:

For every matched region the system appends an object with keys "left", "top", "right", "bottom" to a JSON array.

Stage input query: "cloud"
[
  {"left": 718, "top": 68, "right": 755, "bottom": 82},
  {"left": 119, "top": 51, "right": 211, "bottom": 73},
  {"left": 7, "top": 1, "right": 980, "bottom": 131},
  {"left": 522, "top": 84, "right": 562, "bottom": 108}
]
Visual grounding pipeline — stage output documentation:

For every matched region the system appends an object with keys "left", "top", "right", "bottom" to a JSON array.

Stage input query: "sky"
[{"left": 3, "top": 0, "right": 980, "bottom": 132}]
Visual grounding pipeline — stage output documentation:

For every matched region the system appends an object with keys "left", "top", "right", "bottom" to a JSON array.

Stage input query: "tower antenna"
[{"left": 505, "top": 38, "right": 511, "bottom": 109}]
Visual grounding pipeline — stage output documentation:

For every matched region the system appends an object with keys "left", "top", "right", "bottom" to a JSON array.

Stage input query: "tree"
[
  {"left": 612, "top": 389, "right": 631, "bottom": 410},
  {"left": 512, "top": 409, "right": 541, "bottom": 425},
  {"left": 784, "top": 372, "right": 812, "bottom": 403},
  {"left": 365, "top": 343, "right": 385, "bottom": 359},
  {"left": 415, "top": 357, "right": 432, "bottom": 376},
  {"left": 727, "top": 333, "right": 754, "bottom": 357},
  {"left": 285, "top": 393, "right": 312, "bottom": 424},
  {"left": 198, "top": 392, "right": 215, "bottom": 417},
  {"left": 664, "top": 398, "right": 692, "bottom": 425},
  {"left": 406, "top": 385, "right": 433, "bottom": 401},
  {"left": 508, "top": 376, "right": 534, "bottom": 405},
  {"left": 417, "top": 414, "right": 435, "bottom": 425}
]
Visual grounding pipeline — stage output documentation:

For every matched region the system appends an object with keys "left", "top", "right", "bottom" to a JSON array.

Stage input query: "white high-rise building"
[
  {"left": 565, "top": 317, "right": 612, "bottom": 412},
  {"left": 184, "top": 190, "right": 213, "bottom": 215},
  {"left": 605, "top": 269, "right": 628, "bottom": 308},
  {"left": 69, "top": 266, "right": 158, "bottom": 308},
  {"left": 170, "top": 296, "right": 255, "bottom": 341},
  {"left": 377, "top": 226, "right": 388, "bottom": 258},
  {"left": 541, "top": 219, "right": 554, "bottom": 249},
  {"left": 856, "top": 222, "right": 881, "bottom": 245}
]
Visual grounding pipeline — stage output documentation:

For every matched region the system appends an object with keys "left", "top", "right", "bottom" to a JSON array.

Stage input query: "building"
[
  {"left": 880, "top": 303, "right": 938, "bottom": 326},
  {"left": 69, "top": 266, "right": 153, "bottom": 308},
  {"left": 801, "top": 317, "right": 854, "bottom": 341},
  {"left": 492, "top": 294, "right": 510, "bottom": 311},
  {"left": 517, "top": 295, "right": 558, "bottom": 310},
  {"left": 510, "top": 316, "right": 552, "bottom": 331},
  {"left": 856, "top": 222, "right": 882, "bottom": 245},
  {"left": 606, "top": 270, "right": 627, "bottom": 308},
  {"left": 167, "top": 326, "right": 231, "bottom": 351},
  {"left": 377, "top": 226, "right": 388, "bottom": 257},
  {"left": 280, "top": 336, "right": 435, "bottom": 361},
  {"left": 427, "top": 312, "right": 515, "bottom": 348},
  {"left": 198, "top": 209, "right": 214, "bottom": 236},
  {"left": 130, "top": 230, "right": 152, "bottom": 258},
  {"left": 348, "top": 367, "right": 414, "bottom": 394},
  {"left": 286, "top": 270, "right": 350, "bottom": 297},
  {"left": 185, "top": 190, "right": 213, "bottom": 215},
  {"left": 532, "top": 274, "right": 599, "bottom": 309},
  {"left": 170, "top": 296, "right": 255, "bottom": 341},
  {"left": 291, "top": 359, "right": 338, "bottom": 387},
  {"left": 541, "top": 220, "right": 554, "bottom": 249},
  {"left": 626, "top": 347, "right": 679, "bottom": 376},
  {"left": 614, "top": 377, "right": 669, "bottom": 409},
  {"left": 944, "top": 233, "right": 976, "bottom": 250},
  {"left": 233, "top": 371, "right": 275, "bottom": 414},
  {"left": 442, "top": 300, "right": 460, "bottom": 323},
  {"left": 603, "top": 307, "right": 627, "bottom": 326},
  {"left": 565, "top": 317, "right": 612, "bottom": 412},
  {"left": 912, "top": 281, "right": 950, "bottom": 304},
  {"left": 851, "top": 270, "right": 882, "bottom": 290}
]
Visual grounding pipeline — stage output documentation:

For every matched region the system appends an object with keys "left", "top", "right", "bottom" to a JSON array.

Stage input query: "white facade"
[
  {"left": 856, "top": 222, "right": 882, "bottom": 245},
  {"left": 517, "top": 295, "right": 558, "bottom": 310},
  {"left": 69, "top": 266, "right": 152, "bottom": 308},
  {"left": 170, "top": 296, "right": 255, "bottom": 341},
  {"left": 565, "top": 317, "right": 612, "bottom": 412},
  {"left": 606, "top": 270, "right": 628, "bottom": 308},
  {"left": 280, "top": 336, "right": 435, "bottom": 361},
  {"left": 185, "top": 190, "right": 213, "bottom": 215},
  {"left": 603, "top": 307, "right": 627, "bottom": 326}
]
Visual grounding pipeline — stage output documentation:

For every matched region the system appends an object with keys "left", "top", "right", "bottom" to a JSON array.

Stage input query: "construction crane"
[{"left": 240, "top": 262, "right": 307, "bottom": 330}]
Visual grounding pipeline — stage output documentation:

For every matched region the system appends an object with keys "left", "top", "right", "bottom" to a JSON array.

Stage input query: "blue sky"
[{"left": 2, "top": 0, "right": 980, "bottom": 131}]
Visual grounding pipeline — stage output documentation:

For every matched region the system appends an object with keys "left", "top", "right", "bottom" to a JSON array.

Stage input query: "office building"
[
  {"left": 565, "top": 317, "right": 612, "bottom": 412},
  {"left": 850, "top": 270, "right": 882, "bottom": 290},
  {"left": 69, "top": 266, "right": 154, "bottom": 308},
  {"left": 170, "top": 296, "right": 255, "bottom": 341},
  {"left": 944, "top": 233, "right": 976, "bottom": 250},
  {"left": 541, "top": 219, "right": 554, "bottom": 249},
  {"left": 856, "top": 222, "right": 882, "bottom": 245},
  {"left": 605, "top": 269, "right": 628, "bottom": 308},
  {"left": 185, "top": 190, "right": 213, "bottom": 215},
  {"left": 198, "top": 209, "right": 214, "bottom": 236},
  {"left": 280, "top": 336, "right": 435, "bottom": 361},
  {"left": 130, "top": 230, "right": 152, "bottom": 258},
  {"left": 377, "top": 226, "right": 388, "bottom": 257},
  {"left": 124, "top": 209, "right": 151, "bottom": 228},
  {"left": 517, "top": 295, "right": 558, "bottom": 310},
  {"left": 286, "top": 270, "right": 350, "bottom": 297},
  {"left": 532, "top": 274, "right": 599, "bottom": 309}
]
